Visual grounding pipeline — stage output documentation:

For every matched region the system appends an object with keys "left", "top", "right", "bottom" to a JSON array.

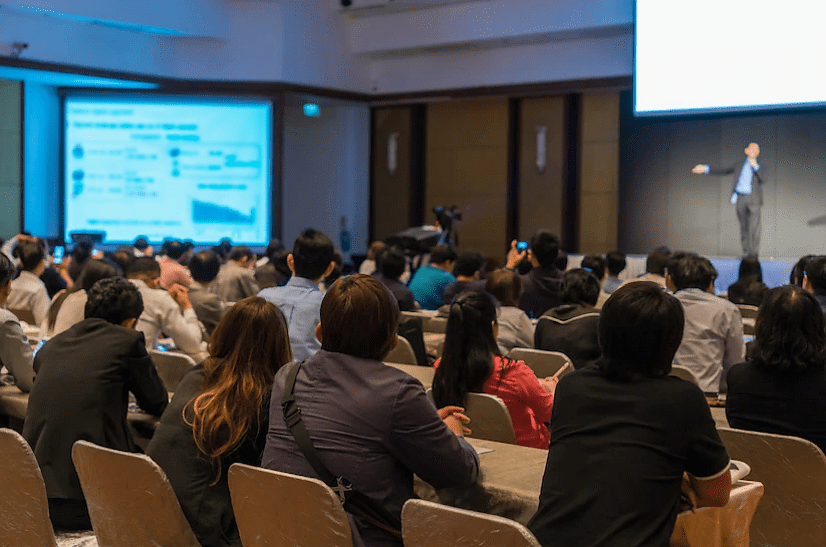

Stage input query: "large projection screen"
[
  {"left": 634, "top": 1, "right": 826, "bottom": 116},
  {"left": 63, "top": 96, "right": 272, "bottom": 245}
]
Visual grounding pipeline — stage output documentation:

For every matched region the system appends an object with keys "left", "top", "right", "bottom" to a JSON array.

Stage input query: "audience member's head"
[
  {"left": 738, "top": 257, "right": 763, "bottom": 283},
  {"left": 127, "top": 256, "right": 162, "bottom": 288},
  {"left": 84, "top": 277, "right": 144, "bottom": 327},
  {"left": 323, "top": 250, "right": 344, "bottom": 288},
  {"left": 14, "top": 240, "right": 45, "bottom": 274},
  {"left": 319, "top": 274, "right": 399, "bottom": 361},
  {"left": 380, "top": 246, "right": 407, "bottom": 281},
  {"left": 753, "top": 286, "right": 826, "bottom": 371},
  {"left": 486, "top": 268, "right": 523, "bottom": 308},
  {"left": 74, "top": 259, "right": 121, "bottom": 293},
  {"left": 598, "top": 282, "right": 684, "bottom": 380},
  {"left": 111, "top": 246, "right": 135, "bottom": 274},
  {"left": 0, "top": 252, "right": 17, "bottom": 304},
  {"left": 646, "top": 246, "right": 672, "bottom": 276},
  {"left": 561, "top": 269, "right": 601, "bottom": 307},
  {"left": 367, "top": 240, "right": 387, "bottom": 261},
  {"left": 228, "top": 245, "right": 255, "bottom": 267},
  {"left": 529, "top": 231, "right": 560, "bottom": 269},
  {"left": 580, "top": 254, "right": 607, "bottom": 283},
  {"left": 265, "top": 238, "right": 284, "bottom": 259},
  {"left": 790, "top": 254, "right": 815, "bottom": 287},
  {"left": 454, "top": 251, "right": 483, "bottom": 280},
  {"left": 133, "top": 237, "right": 152, "bottom": 256},
  {"left": 434, "top": 290, "right": 499, "bottom": 408},
  {"left": 162, "top": 239, "right": 187, "bottom": 261},
  {"left": 290, "top": 229, "right": 335, "bottom": 282},
  {"left": 554, "top": 250, "right": 568, "bottom": 272},
  {"left": 430, "top": 245, "right": 457, "bottom": 270},
  {"left": 668, "top": 253, "right": 717, "bottom": 292},
  {"left": 804, "top": 256, "right": 826, "bottom": 296},
  {"left": 606, "top": 251, "right": 627, "bottom": 277},
  {"left": 190, "top": 250, "right": 221, "bottom": 285},
  {"left": 72, "top": 237, "right": 94, "bottom": 263},
  {"left": 728, "top": 279, "right": 769, "bottom": 307}
]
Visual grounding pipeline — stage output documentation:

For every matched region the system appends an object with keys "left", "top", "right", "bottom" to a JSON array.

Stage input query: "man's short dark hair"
[
  {"left": 133, "top": 237, "right": 150, "bottom": 251},
  {"left": 111, "top": 246, "right": 135, "bottom": 274},
  {"left": 162, "top": 239, "right": 186, "bottom": 260},
  {"left": 292, "top": 229, "right": 335, "bottom": 281},
  {"left": 265, "top": 238, "right": 284, "bottom": 260},
  {"left": 190, "top": 250, "right": 221, "bottom": 284},
  {"left": 529, "top": 231, "right": 560, "bottom": 268},
  {"left": 228, "top": 246, "right": 255, "bottom": 262},
  {"left": 646, "top": 247, "right": 671, "bottom": 276},
  {"left": 598, "top": 282, "right": 684, "bottom": 380},
  {"left": 14, "top": 241, "right": 44, "bottom": 272},
  {"left": 580, "top": 254, "right": 606, "bottom": 281},
  {"left": 669, "top": 253, "right": 717, "bottom": 291},
  {"left": 561, "top": 269, "right": 601, "bottom": 307},
  {"left": 754, "top": 286, "right": 826, "bottom": 371},
  {"left": 728, "top": 279, "right": 769, "bottom": 307},
  {"left": 84, "top": 277, "right": 144, "bottom": 325},
  {"left": 380, "top": 247, "right": 406, "bottom": 280},
  {"left": 454, "top": 251, "right": 483, "bottom": 277},
  {"left": 554, "top": 250, "right": 568, "bottom": 271},
  {"left": 430, "top": 245, "right": 457, "bottom": 266},
  {"left": 127, "top": 256, "right": 161, "bottom": 278},
  {"left": 606, "top": 251, "right": 626, "bottom": 276},
  {"left": 805, "top": 256, "right": 826, "bottom": 295},
  {"left": 791, "top": 254, "right": 815, "bottom": 286}
]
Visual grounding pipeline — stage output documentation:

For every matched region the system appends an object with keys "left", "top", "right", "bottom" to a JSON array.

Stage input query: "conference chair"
[
  {"left": 384, "top": 336, "right": 418, "bottom": 365},
  {"left": 736, "top": 304, "right": 759, "bottom": 320},
  {"left": 424, "top": 389, "right": 517, "bottom": 445},
  {"left": 8, "top": 307, "right": 37, "bottom": 326},
  {"left": 423, "top": 316, "right": 448, "bottom": 334},
  {"left": 148, "top": 349, "right": 196, "bottom": 392},
  {"left": 228, "top": 463, "right": 353, "bottom": 547},
  {"left": 402, "top": 499, "right": 541, "bottom": 547},
  {"left": 669, "top": 365, "right": 699, "bottom": 385},
  {"left": 71, "top": 440, "right": 201, "bottom": 547},
  {"left": 717, "top": 427, "right": 826, "bottom": 547},
  {"left": 508, "top": 348, "right": 573, "bottom": 378}
]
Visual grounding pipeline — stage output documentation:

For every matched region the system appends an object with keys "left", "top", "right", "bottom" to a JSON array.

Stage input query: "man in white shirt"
[
  {"left": 668, "top": 253, "right": 745, "bottom": 394},
  {"left": 7, "top": 240, "right": 50, "bottom": 326},
  {"left": 127, "top": 257, "right": 207, "bottom": 362}
]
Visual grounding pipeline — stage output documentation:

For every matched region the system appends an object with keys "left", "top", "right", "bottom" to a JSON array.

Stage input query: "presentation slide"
[
  {"left": 635, "top": 1, "right": 826, "bottom": 115},
  {"left": 64, "top": 96, "right": 272, "bottom": 245}
]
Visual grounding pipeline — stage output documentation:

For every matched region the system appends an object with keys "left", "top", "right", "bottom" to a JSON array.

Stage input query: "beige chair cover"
[
  {"left": 402, "top": 498, "right": 541, "bottom": 547},
  {"left": 228, "top": 463, "right": 354, "bottom": 547},
  {"left": 736, "top": 304, "right": 759, "bottom": 320},
  {"left": 384, "top": 336, "right": 418, "bottom": 365},
  {"left": 148, "top": 349, "right": 196, "bottom": 392},
  {"left": 423, "top": 316, "right": 448, "bottom": 334},
  {"left": 508, "top": 348, "right": 573, "bottom": 378},
  {"left": 669, "top": 365, "right": 699, "bottom": 385},
  {"left": 464, "top": 392, "right": 518, "bottom": 445},
  {"left": 717, "top": 427, "right": 826, "bottom": 547},
  {"left": 71, "top": 440, "right": 201, "bottom": 547}
]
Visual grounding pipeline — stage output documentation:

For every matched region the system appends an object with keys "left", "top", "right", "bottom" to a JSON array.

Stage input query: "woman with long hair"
[
  {"left": 147, "top": 297, "right": 292, "bottom": 547},
  {"left": 42, "top": 259, "right": 121, "bottom": 338},
  {"left": 432, "top": 290, "right": 556, "bottom": 449}
]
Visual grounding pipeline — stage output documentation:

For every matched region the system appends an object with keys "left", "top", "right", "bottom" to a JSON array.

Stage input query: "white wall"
[{"left": 281, "top": 101, "right": 370, "bottom": 254}]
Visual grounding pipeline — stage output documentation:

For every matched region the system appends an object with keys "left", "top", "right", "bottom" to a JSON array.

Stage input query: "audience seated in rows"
[
  {"left": 620, "top": 246, "right": 671, "bottom": 290},
  {"left": 158, "top": 239, "right": 194, "bottom": 289},
  {"left": 580, "top": 254, "right": 609, "bottom": 308},
  {"left": 127, "top": 257, "right": 207, "bottom": 361},
  {"left": 803, "top": 255, "right": 826, "bottom": 312},
  {"left": 254, "top": 238, "right": 290, "bottom": 289},
  {"left": 442, "top": 250, "right": 486, "bottom": 304},
  {"left": 42, "top": 259, "right": 121, "bottom": 338},
  {"left": 210, "top": 246, "right": 260, "bottom": 303},
  {"left": 259, "top": 229, "right": 336, "bottom": 361},
  {"left": 408, "top": 244, "right": 457, "bottom": 310},
  {"left": 601, "top": 250, "right": 626, "bottom": 294},
  {"left": 188, "top": 250, "right": 227, "bottom": 338},
  {"left": 359, "top": 240, "right": 386, "bottom": 276},
  {"left": 263, "top": 274, "right": 479, "bottom": 547},
  {"left": 433, "top": 291, "right": 556, "bottom": 449},
  {"left": 377, "top": 246, "right": 417, "bottom": 312},
  {"left": 528, "top": 282, "right": 731, "bottom": 547},
  {"left": 147, "top": 297, "right": 292, "bottom": 547},
  {"left": 668, "top": 253, "right": 745, "bottom": 394},
  {"left": 0, "top": 252, "right": 35, "bottom": 392},
  {"left": 505, "top": 231, "right": 563, "bottom": 318},
  {"left": 535, "top": 269, "right": 601, "bottom": 370},
  {"left": 727, "top": 257, "right": 768, "bottom": 306},
  {"left": 23, "top": 277, "right": 169, "bottom": 530},
  {"left": 485, "top": 268, "right": 533, "bottom": 355},
  {"left": 7, "top": 240, "right": 50, "bottom": 326},
  {"left": 726, "top": 286, "right": 826, "bottom": 454}
]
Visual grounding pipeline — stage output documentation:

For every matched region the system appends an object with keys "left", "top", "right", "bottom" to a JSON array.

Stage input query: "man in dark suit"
[{"left": 693, "top": 142, "right": 764, "bottom": 257}]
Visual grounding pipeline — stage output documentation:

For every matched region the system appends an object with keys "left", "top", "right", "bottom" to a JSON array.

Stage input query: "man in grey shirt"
[{"left": 668, "top": 254, "right": 745, "bottom": 394}]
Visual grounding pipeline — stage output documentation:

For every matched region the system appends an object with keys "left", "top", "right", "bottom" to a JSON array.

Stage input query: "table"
[
  {"left": 385, "top": 362, "right": 435, "bottom": 389},
  {"left": 415, "top": 438, "right": 763, "bottom": 547}
]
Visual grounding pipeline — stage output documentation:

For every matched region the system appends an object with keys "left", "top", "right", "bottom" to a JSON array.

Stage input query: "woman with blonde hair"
[{"left": 147, "top": 296, "right": 292, "bottom": 547}]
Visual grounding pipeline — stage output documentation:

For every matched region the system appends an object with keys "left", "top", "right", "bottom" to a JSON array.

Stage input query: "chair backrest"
[
  {"left": 463, "top": 392, "right": 518, "bottom": 445},
  {"left": 717, "top": 427, "right": 826, "bottom": 547},
  {"left": 71, "top": 440, "right": 201, "bottom": 547},
  {"left": 9, "top": 307, "right": 36, "bottom": 326},
  {"left": 402, "top": 499, "right": 540, "bottom": 547},
  {"left": 737, "top": 304, "right": 759, "bottom": 320},
  {"left": 385, "top": 336, "right": 418, "bottom": 365},
  {"left": 669, "top": 365, "right": 699, "bottom": 385},
  {"left": 742, "top": 319, "right": 756, "bottom": 336},
  {"left": 228, "top": 463, "right": 354, "bottom": 547},
  {"left": 0, "top": 428, "right": 58, "bottom": 547},
  {"left": 508, "top": 348, "right": 573, "bottom": 378},
  {"left": 148, "top": 349, "right": 196, "bottom": 392},
  {"left": 423, "top": 316, "right": 448, "bottom": 334}
]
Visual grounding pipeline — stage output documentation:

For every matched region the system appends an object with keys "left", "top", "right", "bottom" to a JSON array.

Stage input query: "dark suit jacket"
[
  {"left": 708, "top": 158, "right": 765, "bottom": 206},
  {"left": 23, "top": 318, "right": 168, "bottom": 501}
]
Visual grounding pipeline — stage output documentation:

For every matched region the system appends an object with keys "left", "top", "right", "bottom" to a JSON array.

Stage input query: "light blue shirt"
[
  {"left": 734, "top": 158, "right": 758, "bottom": 195},
  {"left": 259, "top": 277, "right": 323, "bottom": 361}
]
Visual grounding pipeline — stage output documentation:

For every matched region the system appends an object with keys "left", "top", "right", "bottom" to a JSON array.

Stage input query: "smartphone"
[
  {"left": 32, "top": 340, "right": 46, "bottom": 357},
  {"left": 516, "top": 241, "right": 529, "bottom": 252},
  {"left": 53, "top": 245, "right": 64, "bottom": 265}
]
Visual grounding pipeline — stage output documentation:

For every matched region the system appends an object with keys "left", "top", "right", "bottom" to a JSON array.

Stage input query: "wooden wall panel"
[
  {"left": 425, "top": 98, "right": 509, "bottom": 261},
  {"left": 372, "top": 107, "right": 412, "bottom": 241}
]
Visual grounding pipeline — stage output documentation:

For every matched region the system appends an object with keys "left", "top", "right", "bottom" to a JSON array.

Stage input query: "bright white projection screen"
[
  {"left": 634, "top": 1, "right": 826, "bottom": 116},
  {"left": 63, "top": 96, "right": 272, "bottom": 245}
]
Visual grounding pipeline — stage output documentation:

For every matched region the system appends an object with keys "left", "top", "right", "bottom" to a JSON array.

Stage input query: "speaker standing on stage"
[{"left": 692, "top": 142, "right": 764, "bottom": 258}]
